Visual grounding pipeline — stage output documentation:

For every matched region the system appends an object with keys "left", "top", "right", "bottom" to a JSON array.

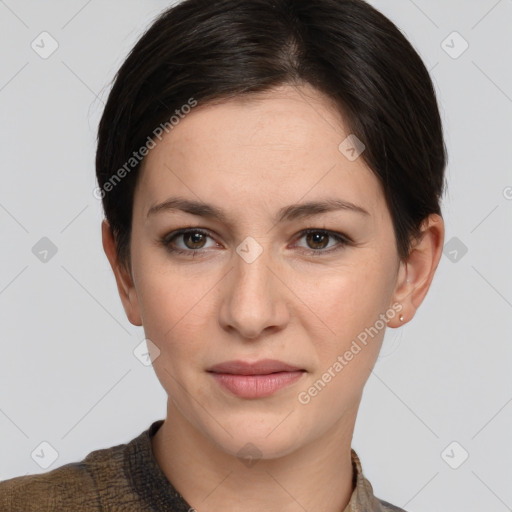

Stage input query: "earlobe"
[
  {"left": 388, "top": 214, "right": 445, "bottom": 328},
  {"left": 101, "top": 220, "right": 143, "bottom": 327}
]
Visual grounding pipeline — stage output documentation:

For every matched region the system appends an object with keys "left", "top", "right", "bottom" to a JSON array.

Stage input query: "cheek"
[
  {"left": 134, "top": 263, "right": 217, "bottom": 359},
  {"left": 297, "top": 270, "right": 392, "bottom": 411},
  {"left": 135, "top": 269, "right": 216, "bottom": 405},
  {"left": 306, "top": 257, "right": 393, "bottom": 331},
  {"left": 298, "top": 257, "right": 397, "bottom": 389}
]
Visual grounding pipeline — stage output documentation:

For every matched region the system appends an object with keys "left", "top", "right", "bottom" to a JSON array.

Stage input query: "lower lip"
[{"left": 210, "top": 371, "right": 304, "bottom": 398}]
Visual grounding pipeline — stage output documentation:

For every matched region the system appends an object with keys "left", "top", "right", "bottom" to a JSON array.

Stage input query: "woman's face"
[{"left": 117, "top": 84, "right": 409, "bottom": 458}]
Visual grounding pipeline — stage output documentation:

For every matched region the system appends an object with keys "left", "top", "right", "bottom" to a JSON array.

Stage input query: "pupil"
[
  {"left": 187, "top": 232, "right": 204, "bottom": 248},
  {"left": 308, "top": 232, "right": 327, "bottom": 249}
]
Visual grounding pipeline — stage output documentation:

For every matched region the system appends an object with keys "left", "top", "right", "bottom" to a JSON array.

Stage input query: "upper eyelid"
[{"left": 164, "top": 228, "right": 216, "bottom": 245}]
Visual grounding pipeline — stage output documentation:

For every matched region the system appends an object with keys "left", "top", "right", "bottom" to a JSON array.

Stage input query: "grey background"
[{"left": 1, "top": 1, "right": 511, "bottom": 510}]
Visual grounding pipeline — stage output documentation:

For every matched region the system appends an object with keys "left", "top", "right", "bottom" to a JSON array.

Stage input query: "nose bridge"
[
  {"left": 235, "top": 238, "right": 271, "bottom": 293},
  {"left": 232, "top": 237, "right": 274, "bottom": 308},
  {"left": 220, "top": 237, "right": 287, "bottom": 338}
]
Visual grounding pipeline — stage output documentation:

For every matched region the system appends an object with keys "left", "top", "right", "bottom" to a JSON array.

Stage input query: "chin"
[{"left": 202, "top": 412, "right": 311, "bottom": 461}]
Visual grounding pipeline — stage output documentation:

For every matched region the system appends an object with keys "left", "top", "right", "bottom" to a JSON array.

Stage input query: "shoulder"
[
  {"left": 377, "top": 498, "right": 409, "bottom": 511},
  {"left": 0, "top": 438, "right": 128, "bottom": 511},
  {"left": 0, "top": 460, "right": 101, "bottom": 511},
  {"left": 349, "top": 448, "right": 409, "bottom": 512}
]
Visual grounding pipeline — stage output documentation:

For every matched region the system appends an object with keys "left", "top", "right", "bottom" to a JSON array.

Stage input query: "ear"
[
  {"left": 388, "top": 214, "right": 445, "bottom": 328},
  {"left": 101, "top": 220, "right": 142, "bottom": 326}
]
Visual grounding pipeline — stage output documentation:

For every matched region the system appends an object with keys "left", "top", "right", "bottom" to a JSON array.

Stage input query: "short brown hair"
[{"left": 96, "top": 0, "right": 447, "bottom": 268}]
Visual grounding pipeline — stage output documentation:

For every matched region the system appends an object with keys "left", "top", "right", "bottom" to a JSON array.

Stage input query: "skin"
[{"left": 102, "top": 84, "right": 444, "bottom": 512}]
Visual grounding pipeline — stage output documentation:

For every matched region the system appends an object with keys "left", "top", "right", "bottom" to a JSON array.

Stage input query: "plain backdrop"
[{"left": 1, "top": 1, "right": 511, "bottom": 511}]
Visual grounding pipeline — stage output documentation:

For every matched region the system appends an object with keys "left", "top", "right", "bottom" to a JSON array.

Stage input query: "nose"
[{"left": 219, "top": 244, "right": 290, "bottom": 341}]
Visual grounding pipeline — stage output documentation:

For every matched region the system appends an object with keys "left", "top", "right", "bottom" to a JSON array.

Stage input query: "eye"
[
  {"left": 162, "top": 228, "right": 218, "bottom": 255},
  {"left": 294, "top": 229, "right": 351, "bottom": 255},
  {"left": 161, "top": 227, "right": 351, "bottom": 258}
]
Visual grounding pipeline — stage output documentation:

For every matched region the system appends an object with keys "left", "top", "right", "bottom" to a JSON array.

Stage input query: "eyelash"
[{"left": 160, "top": 227, "right": 352, "bottom": 257}]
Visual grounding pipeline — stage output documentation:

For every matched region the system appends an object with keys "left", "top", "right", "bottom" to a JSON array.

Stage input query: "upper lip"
[{"left": 207, "top": 359, "right": 304, "bottom": 375}]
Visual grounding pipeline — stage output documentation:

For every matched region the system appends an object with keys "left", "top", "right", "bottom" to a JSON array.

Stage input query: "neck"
[{"left": 152, "top": 401, "right": 357, "bottom": 512}]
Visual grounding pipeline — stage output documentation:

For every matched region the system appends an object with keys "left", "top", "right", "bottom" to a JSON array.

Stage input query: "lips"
[
  {"left": 208, "top": 359, "right": 303, "bottom": 375},
  {"left": 207, "top": 359, "right": 305, "bottom": 398}
]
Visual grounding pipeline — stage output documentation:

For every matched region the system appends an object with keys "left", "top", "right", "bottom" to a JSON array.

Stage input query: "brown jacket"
[{"left": 0, "top": 420, "right": 407, "bottom": 511}]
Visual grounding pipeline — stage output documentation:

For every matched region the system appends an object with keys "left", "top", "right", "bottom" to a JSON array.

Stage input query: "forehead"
[{"left": 136, "top": 85, "right": 385, "bottom": 220}]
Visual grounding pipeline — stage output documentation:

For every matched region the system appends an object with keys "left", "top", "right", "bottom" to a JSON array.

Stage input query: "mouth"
[{"left": 207, "top": 359, "right": 306, "bottom": 399}]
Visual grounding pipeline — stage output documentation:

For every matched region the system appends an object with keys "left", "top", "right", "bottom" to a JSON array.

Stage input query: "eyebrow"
[{"left": 147, "top": 196, "right": 370, "bottom": 223}]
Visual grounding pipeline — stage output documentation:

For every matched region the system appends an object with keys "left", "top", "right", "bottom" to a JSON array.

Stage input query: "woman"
[{"left": 0, "top": 0, "right": 446, "bottom": 510}]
